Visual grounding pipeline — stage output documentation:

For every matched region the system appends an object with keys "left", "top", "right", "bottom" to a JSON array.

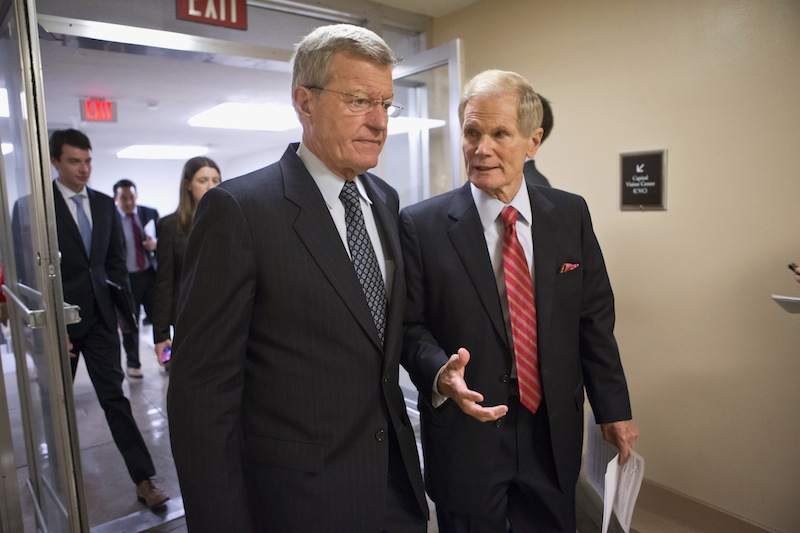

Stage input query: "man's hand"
[
  {"left": 437, "top": 347, "right": 508, "bottom": 422},
  {"left": 67, "top": 336, "right": 77, "bottom": 358},
  {"left": 601, "top": 419, "right": 639, "bottom": 463},
  {"left": 143, "top": 236, "right": 157, "bottom": 252}
]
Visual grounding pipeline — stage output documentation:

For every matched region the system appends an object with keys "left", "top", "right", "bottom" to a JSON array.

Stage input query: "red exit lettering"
[
  {"left": 176, "top": 0, "right": 248, "bottom": 30},
  {"left": 80, "top": 99, "right": 116, "bottom": 122}
]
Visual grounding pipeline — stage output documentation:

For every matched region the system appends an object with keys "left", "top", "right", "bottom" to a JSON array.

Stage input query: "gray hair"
[
  {"left": 291, "top": 24, "right": 398, "bottom": 90},
  {"left": 458, "top": 69, "right": 543, "bottom": 137}
]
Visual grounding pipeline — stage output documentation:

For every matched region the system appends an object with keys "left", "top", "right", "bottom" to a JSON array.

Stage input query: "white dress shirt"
[
  {"left": 55, "top": 178, "right": 93, "bottom": 228},
  {"left": 296, "top": 143, "right": 394, "bottom": 298}
]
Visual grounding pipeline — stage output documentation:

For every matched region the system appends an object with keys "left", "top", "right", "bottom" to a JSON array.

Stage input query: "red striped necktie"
[{"left": 501, "top": 206, "right": 541, "bottom": 413}]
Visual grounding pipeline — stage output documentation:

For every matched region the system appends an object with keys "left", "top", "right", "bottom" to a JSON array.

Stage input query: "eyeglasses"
[{"left": 305, "top": 86, "right": 403, "bottom": 118}]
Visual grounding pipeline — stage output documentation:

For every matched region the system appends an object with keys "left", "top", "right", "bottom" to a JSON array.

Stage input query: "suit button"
[
  {"left": 375, "top": 429, "right": 386, "bottom": 442},
  {"left": 383, "top": 376, "right": 389, "bottom": 385},
  {"left": 500, "top": 374, "right": 510, "bottom": 383},
  {"left": 494, "top": 419, "right": 503, "bottom": 428}
]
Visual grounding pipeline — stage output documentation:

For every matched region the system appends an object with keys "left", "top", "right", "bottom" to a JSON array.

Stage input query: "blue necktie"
[
  {"left": 71, "top": 194, "right": 92, "bottom": 255},
  {"left": 339, "top": 180, "right": 387, "bottom": 345}
]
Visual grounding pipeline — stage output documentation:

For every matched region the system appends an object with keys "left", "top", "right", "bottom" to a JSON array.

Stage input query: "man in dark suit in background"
[
  {"left": 401, "top": 70, "right": 637, "bottom": 532},
  {"left": 112, "top": 179, "right": 158, "bottom": 378},
  {"left": 168, "top": 24, "right": 428, "bottom": 532},
  {"left": 48, "top": 129, "right": 168, "bottom": 507},
  {"left": 523, "top": 94, "right": 553, "bottom": 187}
]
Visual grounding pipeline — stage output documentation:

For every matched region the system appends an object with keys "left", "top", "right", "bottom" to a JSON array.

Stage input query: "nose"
[
  {"left": 365, "top": 103, "right": 389, "bottom": 130},
  {"left": 474, "top": 134, "right": 494, "bottom": 156}
]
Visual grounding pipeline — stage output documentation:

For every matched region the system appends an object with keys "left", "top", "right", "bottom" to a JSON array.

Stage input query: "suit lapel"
[
  {"left": 52, "top": 181, "right": 89, "bottom": 260},
  {"left": 528, "top": 183, "right": 558, "bottom": 349},
  {"left": 447, "top": 184, "right": 508, "bottom": 346},
  {"left": 362, "top": 176, "right": 404, "bottom": 359},
  {"left": 86, "top": 188, "right": 104, "bottom": 261},
  {"left": 280, "top": 148, "right": 385, "bottom": 352}
]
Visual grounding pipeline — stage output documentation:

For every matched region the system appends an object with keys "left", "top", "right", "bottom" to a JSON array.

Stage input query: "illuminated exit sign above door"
[
  {"left": 80, "top": 99, "right": 116, "bottom": 122},
  {"left": 176, "top": 0, "right": 248, "bottom": 30}
]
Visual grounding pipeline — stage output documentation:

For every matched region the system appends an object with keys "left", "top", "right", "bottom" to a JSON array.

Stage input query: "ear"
[
  {"left": 526, "top": 127, "right": 544, "bottom": 159},
  {"left": 293, "top": 85, "right": 314, "bottom": 120}
]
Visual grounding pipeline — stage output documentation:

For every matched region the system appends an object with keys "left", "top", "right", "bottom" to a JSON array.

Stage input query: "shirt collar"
[
  {"left": 297, "top": 143, "right": 372, "bottom": 209},
  {"left": 54, "top": 178, "right": 86, "bottom": 199},
  {"left": 470, "top": 180, "right": 533, "bottom": 231}
]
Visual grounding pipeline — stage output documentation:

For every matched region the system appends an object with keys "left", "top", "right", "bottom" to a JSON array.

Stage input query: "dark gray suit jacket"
[
  {"left": 168, "top": 144, "right": 427, "bottom": 532},
  {"left": 400, "top": 181, "right": 631, "bottom": 513},
  {"left": 52, "top": 182, "right": 129, "bottom": 338}
]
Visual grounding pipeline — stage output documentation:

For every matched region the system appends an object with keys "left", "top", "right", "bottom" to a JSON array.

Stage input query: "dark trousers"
[
  {"left": 70, "top": 318, "right": 155, "bottom": 485},
  {"left": 435, "top": 398, "right": 576, "bottom": 533},
  {"left": 121, "top": 267, "right": 156, "bottom": 368}
]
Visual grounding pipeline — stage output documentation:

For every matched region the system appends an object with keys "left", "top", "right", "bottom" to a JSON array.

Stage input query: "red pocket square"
[{"left": 559, "top": 263, "right": 579, "bottom": 273}]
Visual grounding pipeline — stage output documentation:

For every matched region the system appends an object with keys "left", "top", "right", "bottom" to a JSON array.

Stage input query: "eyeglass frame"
[{"left": 304, "top": 86, "right": 403, "bottom": 118}]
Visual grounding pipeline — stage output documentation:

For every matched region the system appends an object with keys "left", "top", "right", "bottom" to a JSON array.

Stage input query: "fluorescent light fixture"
[
  {"left": 188, "top": 102, "right": 299, "bottom": 131},
  {"left": 0, "top": 88, "right": 9, "bottom": 117},
  {"left": 117, "top": 145, "right": 209, "bottom": 160},
  {"left": 1, "top": 143, "right": 13, "bottom": 155},
  {"left": 388, "top": 117, "right": 446, "bottom": 136}
]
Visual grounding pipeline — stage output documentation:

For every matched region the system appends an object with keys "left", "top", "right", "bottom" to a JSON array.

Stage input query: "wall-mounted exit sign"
[
  {"left": 80, "top": 99, "right": 116, "bottom": 122},
  {"left": 176, "top": 0, "right": 248, "bottom": 30}
]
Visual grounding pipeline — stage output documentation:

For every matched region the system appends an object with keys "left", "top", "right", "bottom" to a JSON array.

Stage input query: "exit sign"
[
  {"left": 80, "top": 99, "right": 116, "bottom": 122},
  {"left": 176, "top": 0, "right": 248, "bottom": 30}
]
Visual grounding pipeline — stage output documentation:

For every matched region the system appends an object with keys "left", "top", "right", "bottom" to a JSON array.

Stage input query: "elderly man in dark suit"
[
  {"left": 400, "top": 70, "right": 638, "bottom": 532},
  {"left": 113, "top": 178, "right": 159, "bottom": 378},
  {"left": 47, "top": 129, "right": 168, "bottom": 507},
  {"left": 167, "top": 24, "right": 428, "bottom": 532}
]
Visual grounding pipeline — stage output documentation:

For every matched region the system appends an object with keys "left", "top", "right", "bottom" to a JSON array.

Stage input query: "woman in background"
[{"left": 152, "top": 157, "right": 221, "bottom": 366}]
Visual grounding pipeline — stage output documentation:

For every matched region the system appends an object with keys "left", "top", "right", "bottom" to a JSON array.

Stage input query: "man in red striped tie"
[
  {"left": 113, "top": 179, "right": 159, "bottom": 378},
  {"left": 401, "top": 69, "right": 638, "bottom": 532}
]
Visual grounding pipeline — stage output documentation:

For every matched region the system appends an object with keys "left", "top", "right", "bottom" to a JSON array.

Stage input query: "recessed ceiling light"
[
  {"left": 117, "top": 145, "right": 209, "bottom": 159},
  {"left": 188, "top": 102, "right": 299, "bottom": 131},
  {"left": 387, "top": 117, "right": 446, "bottom": 136}
]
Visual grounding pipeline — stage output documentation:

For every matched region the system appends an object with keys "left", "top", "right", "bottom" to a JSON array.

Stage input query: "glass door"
[
  {"left": 0, "top": 0, "right": 88, "bottom": 531},
  {"left": 376, "top": 39, "right": 464, "bottom": 208}
]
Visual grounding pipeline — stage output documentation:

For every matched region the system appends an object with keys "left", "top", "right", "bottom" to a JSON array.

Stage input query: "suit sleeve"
[
  {"left": 152, "top": 218, "right": 175, "bottom": 344},
  {"left": 400, "top": 208, "right": 450, "bottom": 406},
  {"left": 576, "top": 198, "right": 632, "bottom": 424},
  {"left": 167, "top": 187, "right": 256, "bottom": 532}
]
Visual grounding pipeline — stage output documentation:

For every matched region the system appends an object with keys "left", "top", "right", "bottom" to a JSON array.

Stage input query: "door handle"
[{"left": 2, "top": 283, "right": 81, "bottom": 329}]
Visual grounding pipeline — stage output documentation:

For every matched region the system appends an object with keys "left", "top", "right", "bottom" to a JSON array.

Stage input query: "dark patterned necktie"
[
  {"left": 129, "top": 214, "right": 146, "bottom": 271},
  {"left": 501, "top": 206, "right": 541, "bottom": 413},
  {"left": 71, "top": 194, "right": 92, "bottom": 255},
  {"left": 339, "top": 180, "right": 388, "bottom": 345}
]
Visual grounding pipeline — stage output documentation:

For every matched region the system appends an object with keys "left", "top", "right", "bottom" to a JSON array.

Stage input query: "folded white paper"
[
  {"left": 143, "top": 219, "right": 157, "bottom": 240},
  {"left": 602, "top": 450, "right": 644, "bottom": 533}
]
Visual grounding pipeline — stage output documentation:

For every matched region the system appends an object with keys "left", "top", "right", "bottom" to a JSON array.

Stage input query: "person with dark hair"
[
  {"left": 112, "top": 178, "right": 159, "bottom": 378},
  {"left": 167, "top": 23, "right": 428, "bottom": 532},
  {"left": 401, "top": 71, "right": 636, "bottom": 531},
  {"left": 151, "top": 156, "right": 221, "bottom": 365},
  {"left": 522, "top": 95, "right": 553, "bottom": 187},
  {"left": 46, "top": 128, "right": 168, "bottom": 508}
]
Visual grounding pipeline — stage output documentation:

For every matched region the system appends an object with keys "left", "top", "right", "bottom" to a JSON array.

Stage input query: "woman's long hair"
[{"left": 176, "top": 156, "right": 221, "bottom": 235}]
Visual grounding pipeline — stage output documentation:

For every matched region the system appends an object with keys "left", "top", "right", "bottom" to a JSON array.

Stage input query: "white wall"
[{"left": 433, "top": 1, "right": 800, "bottom": 530}]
